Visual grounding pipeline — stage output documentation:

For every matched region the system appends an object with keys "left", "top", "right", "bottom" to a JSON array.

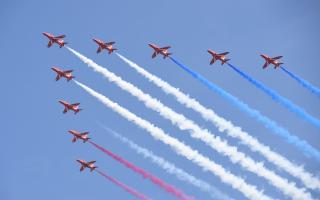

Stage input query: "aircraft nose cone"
[{"left": 148, "top": 43, "right": 153, "bottom": 47}]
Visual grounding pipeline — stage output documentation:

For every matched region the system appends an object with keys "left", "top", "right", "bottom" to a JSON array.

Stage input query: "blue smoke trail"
[
  {"left": 170, "top": 57, "right": 320, "bottom": 162},
  {"left": 281, "top": 66, "right": 320, "bottom": 97},
  {"left": 227, "top": 63, "right": 320, "bottom": 129}
]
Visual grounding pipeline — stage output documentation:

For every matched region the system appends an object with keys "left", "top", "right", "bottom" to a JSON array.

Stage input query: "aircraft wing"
[
  {"left": 272, "top": 56, "right": 283, "bottom": 60},
  {"left": 263, "top": 62, "right": 269, "bottom": 69},
  {"left": 88, "top": 161, "right": 96, "bottom": 164},
  {"left": 63, "top": 70, "right": 73, "bottom": 73},
  {"left": 152, "top": 52, "right": 157, "bottom": 58},
  {"left": 81, "top": 132, "right": 89, "bottom": 136},
  {"left": 47, "top": 41, "right": 53, "bottom": 48},
  {"left": 71, "top": 103, "right": 80, "bottom": 106},
  {"left": 210, "top": 57, "right": 216, "bottom": 65},
  {"left": 63, "top": 108, "right": 68, "bottom": 113},
  {"left": 55, "top": 35, "right": 66, "bottom": 39},
  {"left": 55, "top": 75, "right": 61, "bottom": 81},
  {"left": 80, "top": 166, "right": 85, "bottom": 171},
  {"left": 106, "top": 42, "right": 115, "bottom": 45},
  {"left": 161, "top": 46, "right": 171, "bottom": 50},
  {"left": 219, "top": 52, "right": 229, "bottom": 55}
]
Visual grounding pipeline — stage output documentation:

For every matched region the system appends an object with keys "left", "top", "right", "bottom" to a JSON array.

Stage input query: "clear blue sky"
[{"left": 1, "top": 0, "right": 319, "bottom": 199}]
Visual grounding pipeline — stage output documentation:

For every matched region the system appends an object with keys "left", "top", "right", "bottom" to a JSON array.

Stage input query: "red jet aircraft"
[
  {"left": 68, "top": 130, "right": 90, "bottom": 143},
  {"left": 59, "top": 100, "right": 82, "bottom": 114},
  {"left": 148, "top": 43, "right": 172, "bottom": 59},
  {"left": 51, "top": 67, "right": 75, "bottom": 82},
  {"left": 93, "top": 38, "right": 117, "bottom": 54},
  {"left": 42, "top": 32, "right": 67, "bottom": 48},
  {"left": 76, "top": 159, "right": 97, "bottom": 172},
  {"left": 261, "top": 54, "right": 283, "bottom": 69},
  {"left": 207, "top": 50, "right": 230, "bottom": 65}
]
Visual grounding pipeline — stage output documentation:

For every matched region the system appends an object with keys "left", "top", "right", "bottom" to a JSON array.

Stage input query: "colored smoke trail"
[
  {"left": 227, "top": 63, "right": 320, "bottom": 129},
  {"left": 66, "top": 47, "right": 311, "bottom": 199},
  {"left": 116, "top": 53, "right": 320, "bottom": 191},
  {"left": 281, "top": 66, "right": 320, "bottom": 97},
  {"left": 89, "top": 141, "right": 193, "bottom": 200},
  {"left": 96, "top": 170, "right": 151, "bottom": 200},
  {"left": 74, "top": 80, "right": 272, "bottom": 200},
  {"left": 103, "top": 126, "right": 234, "bottom": 200},
  {"left": 169, "top": 57, "right": 320, "bottom": 162}
]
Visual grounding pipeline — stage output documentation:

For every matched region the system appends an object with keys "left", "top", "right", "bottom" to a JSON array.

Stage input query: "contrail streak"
[
  {"left": 227, "top": 63, "right": 320, "bottom": 128},
  {"left": 103, "top": 126, "right": 233, "bottom": 200},
  {"left": 89, "top": 141, "right": 193, "bottom": 200},
  {"left": 96, "top": 169, "right": 151, "bottom": 200},
  {"left": 116, "top": 53, "right": 320, "bottom": 191},
  {"left": 74, "top": 80, "right": 273, "bottom": 200},
  {"left": 169, "top": 57, "right": 320, "bottom": 162},
  {"left": 281, "top": 66, "right": 320, "bottom": 97},
  {"left": 66, "top": 47, "right": 313, "bottom": 200}
]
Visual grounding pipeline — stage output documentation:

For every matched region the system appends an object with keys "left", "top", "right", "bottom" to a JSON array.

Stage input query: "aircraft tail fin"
[
  {"left": 60, "top": 42, "right": 67, "bottom": 48},
  {"left": 163, "top": 53, "right": 172, "bottom": 59},
  {"left": 222, "top": 59, "right": 231, "bottom": 65},
  {"left": 275, "top": 63, "right": 284, "bottom": 69},
  {"left": 108, "top": 48, "right": 117, "bottom": 54},
  {"left": 91, "top": 166, "right": 97, "bottom": 172},
  {"left": 67, "top": 76, "right": 75, "bottom": 82},
  {"left": 74, "top": 109, "right": 82, "bottom": 114}
]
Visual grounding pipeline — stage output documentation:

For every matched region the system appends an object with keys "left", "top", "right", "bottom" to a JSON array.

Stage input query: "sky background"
[{"left": 1, "top": 0, "right": 320, "bottom": 199}]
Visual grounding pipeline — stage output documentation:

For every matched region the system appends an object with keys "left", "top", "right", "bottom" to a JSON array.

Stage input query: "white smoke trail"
[
  {"left": 74, "top": 80, "right": 272, "bottom": 200},
  {"left": 102, "top": 126, "right": 234, "bottom": 200},
  {"left": 67, "top": 47, "right": 313, "bottom": 200},
  {"left": 115, "top": 53, "right": 320, "bottom": 191}
]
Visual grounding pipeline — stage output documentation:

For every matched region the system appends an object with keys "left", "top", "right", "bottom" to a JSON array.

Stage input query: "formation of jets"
[
  {"left": 46, "top": 32, "right": 284, "bottom": 175},
  {"left": 44, "top": 32, "right": 284, "bottom": 69}
]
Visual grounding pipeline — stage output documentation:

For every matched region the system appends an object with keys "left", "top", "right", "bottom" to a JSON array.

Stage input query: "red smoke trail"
[
  {"left": 96, "top": 169, "right": 151, "bottom": 200},
  {"left": 89, "top": 141, "right": 194, "bottom": 200}
]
